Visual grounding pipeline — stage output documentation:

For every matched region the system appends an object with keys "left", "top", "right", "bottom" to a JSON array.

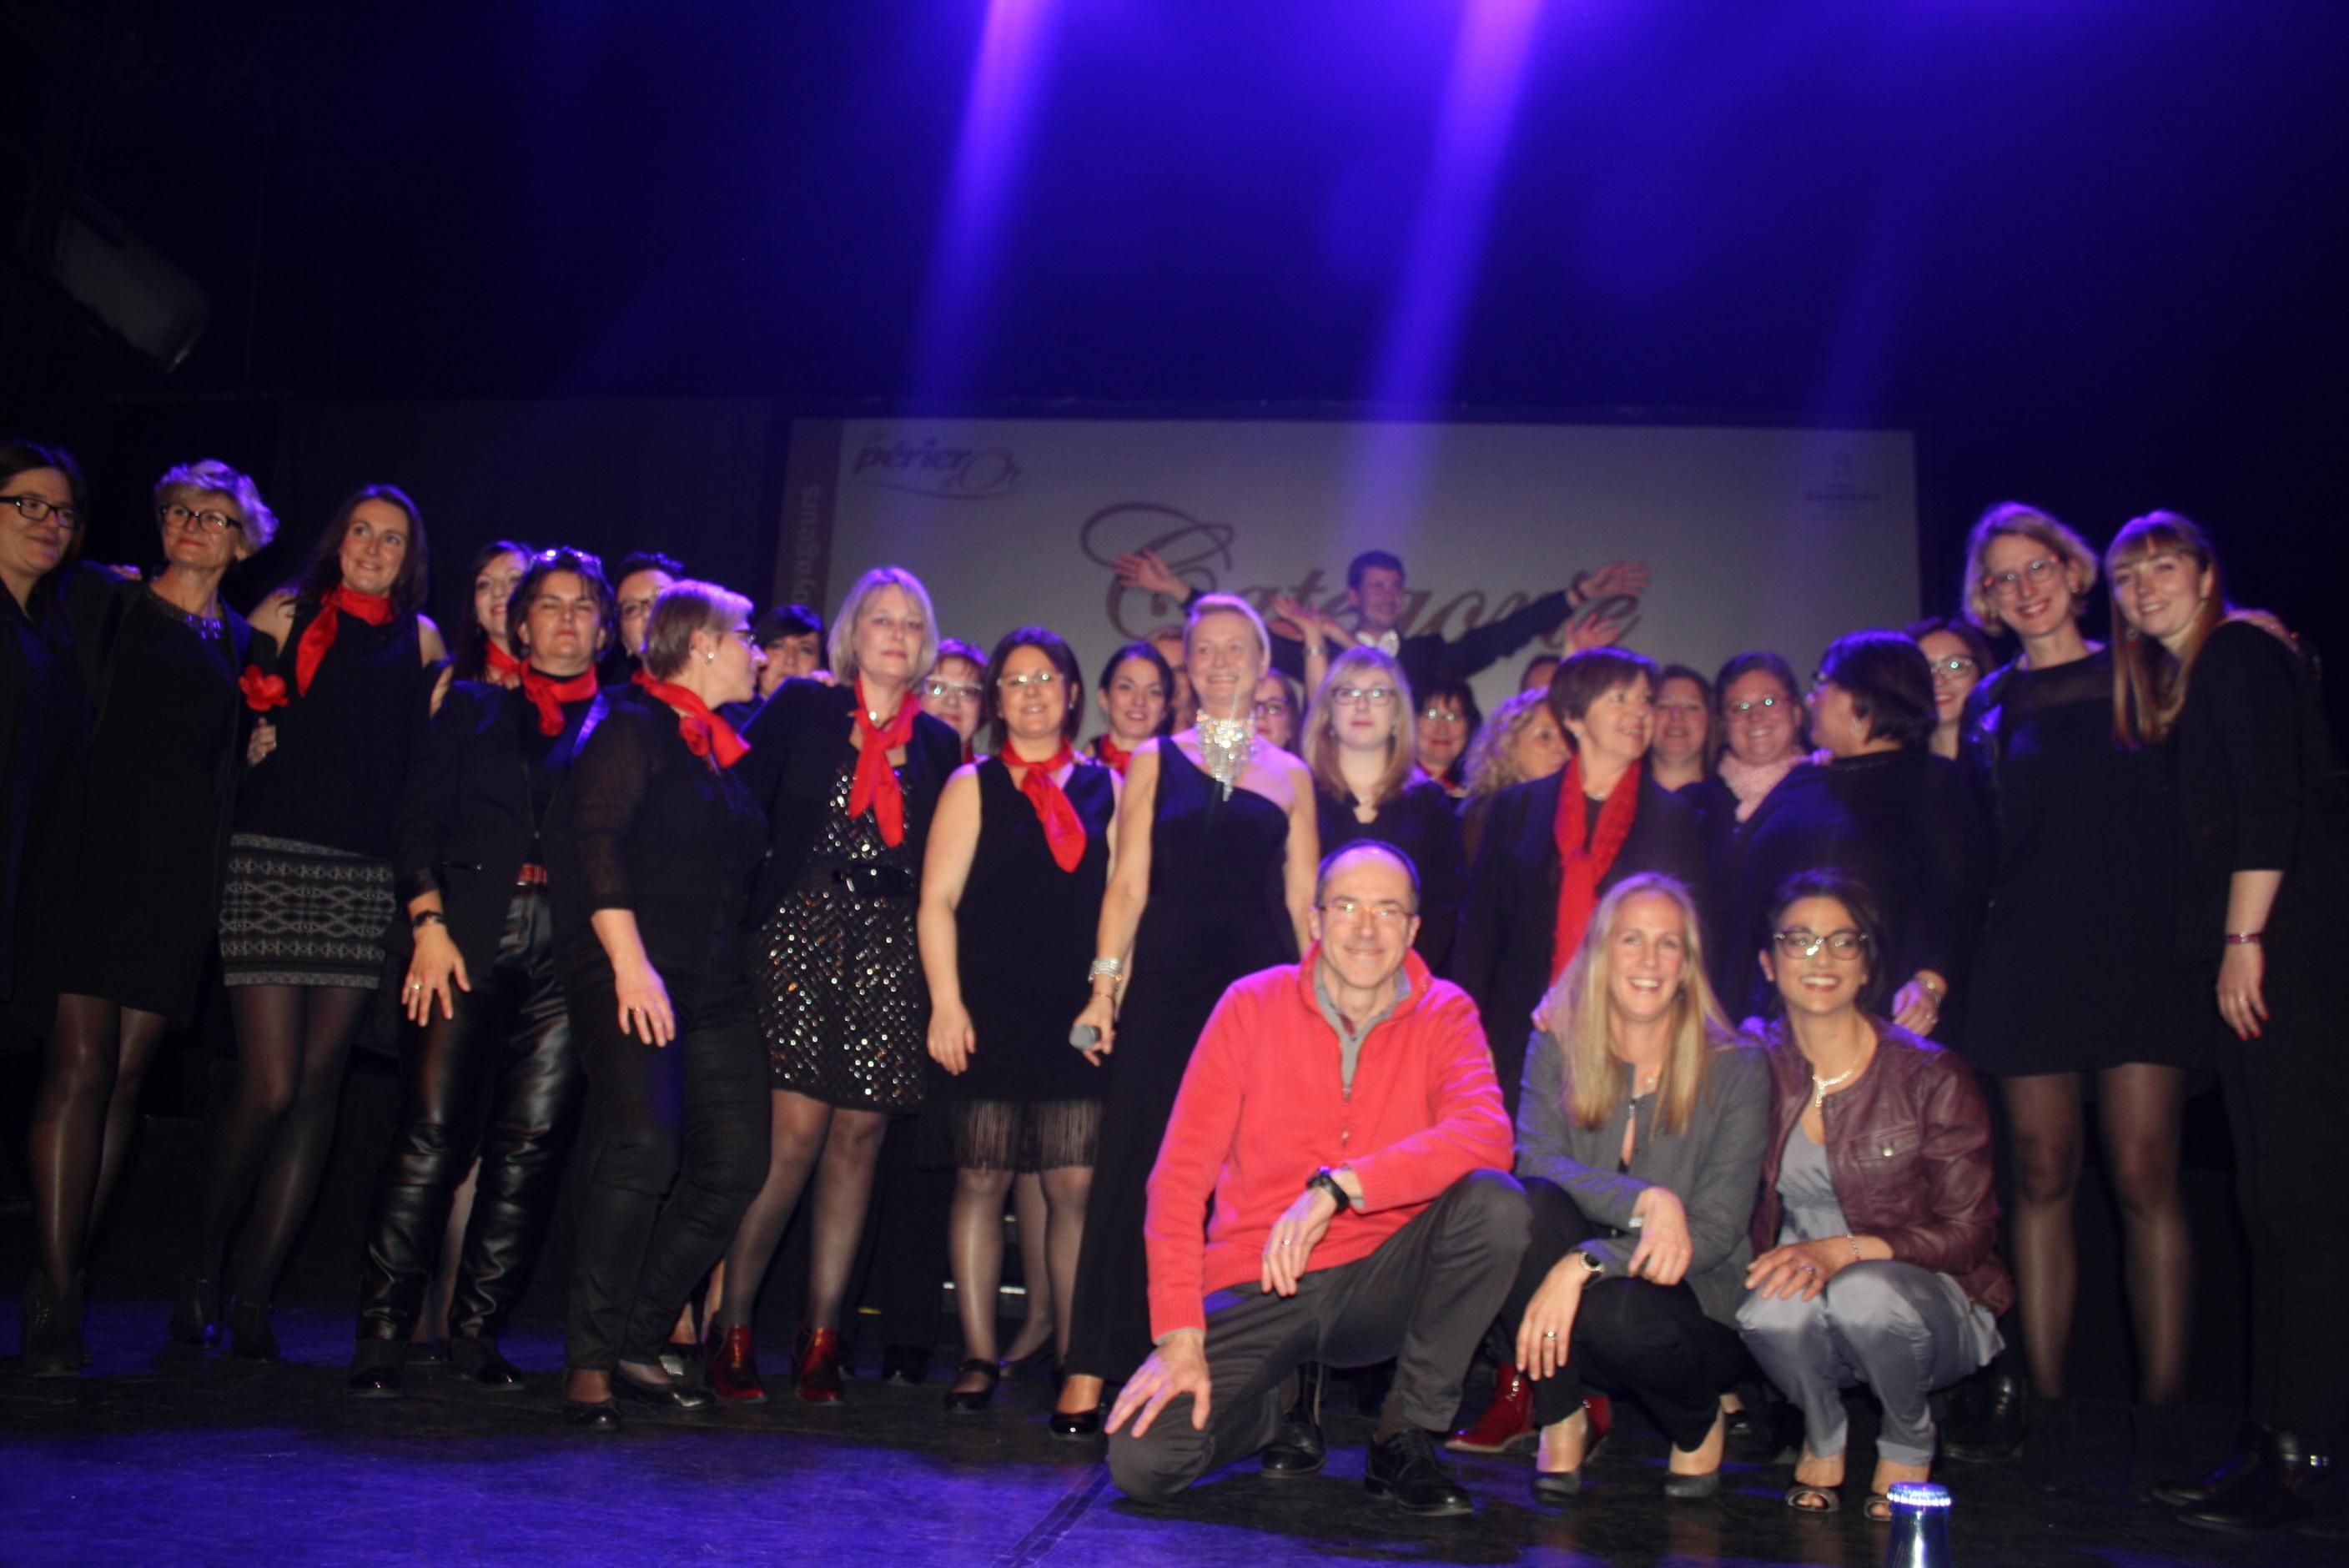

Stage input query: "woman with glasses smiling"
[
  {"left": 1738, "top": 869, "right": 2009, "bottom": 1521},
  {"left": 1413, "top": 676, "right": 1481, "bottom": 800},
  {"left": 1944, "top": 502, "right": 2207, "bottom": 1479},
  {"left": 1302, "top": 647, "right": 1463, "bottom": 972},
  {"left": 921, "top": 639, "right": 989, "bottom": 761},
  {"left": 23, "top": 459, "right": 270, "bottom": 1374},
  {"left": 1903, "top": 618, "right": 1993, "bottom": 762}
]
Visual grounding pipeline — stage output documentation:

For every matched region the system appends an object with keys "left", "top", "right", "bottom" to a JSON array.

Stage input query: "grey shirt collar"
[{"left": 1313, "top": 966, "right": 1411, "bottom": 1093}]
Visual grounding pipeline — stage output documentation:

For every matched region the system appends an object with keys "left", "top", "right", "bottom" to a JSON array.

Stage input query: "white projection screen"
[{"left": 779, "top": 416, "right": 1919, "bottom": 724}]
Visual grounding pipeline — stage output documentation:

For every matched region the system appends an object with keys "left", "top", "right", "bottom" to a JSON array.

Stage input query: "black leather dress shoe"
[
  {"left": 2181, "top": 1431, "right": 2341, "bottom": 1532},
  {"left": 1364, "top": 1430, "right": 1473, "bottom": 1516},
  {"left": 1943, "top": 1367, "right": 2029, "bottom": 1463},
  {"left": 347, "top": 1337, "right": 408, "bottom": 1399},
  {"left": 613, "top": 1366, "right": 711, "bottom": 1411},
  {"left": 1261, "top": 1362, "right": 1328, "bottom": 1477},
  {"left": 562, "top": 1399, "right": 622, "bottom": 1432},
  {"left": 450, "top": 1338, "right": 527, "bottom": 1391},
  {"left": 2152, "top": 1424, "right": 2271, "bottom": 1509}
]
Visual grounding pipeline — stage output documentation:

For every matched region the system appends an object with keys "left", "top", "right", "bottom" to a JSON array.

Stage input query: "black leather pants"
[{"left": 355, "top": 888, "right": 582, "bottom": 1343}]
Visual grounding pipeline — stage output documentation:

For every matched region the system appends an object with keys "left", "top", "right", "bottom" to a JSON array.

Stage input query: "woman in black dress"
[
  {"left": 1084, "top": 640, "right": 1174, "bottom": 775},
  {"left": 23, "top": 460, "right": 265, "bottom": 1375},
  {"left": 2108, "top": 514, "right": 2349, "bottom": 1531},
  {"left": 1712, "top": 633, "right": 1989, "bottom": 1028},
  {"left": 712, "top": 567, "right": 963, "bottom": 1402},
  {"left": 1059, "top": 593, "right": 1318, "bottom": 1433},
  {"left": 918, "top": 626, "right": 1117, "bottom": 1410},
  {"left": 1303, "top": 646, "right": 1464, "bottom": 972},
  {"left": 546, "top": 580, "right": 772, "bottom": 1429},
  {"left": 179, "top": 486, "right": 445, "bottom": 1358},
  {"left": 1952, "top": 505, "right": 2205, "bottom": 1465}
]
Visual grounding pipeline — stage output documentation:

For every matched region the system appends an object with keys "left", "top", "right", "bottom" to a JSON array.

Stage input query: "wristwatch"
[
  {"left": 1305, "top": 1167, "right": 1351, "bottom": 1212},
  {"left": 1573, "top": 1249, "right": 1606, "bottom": 1281}
]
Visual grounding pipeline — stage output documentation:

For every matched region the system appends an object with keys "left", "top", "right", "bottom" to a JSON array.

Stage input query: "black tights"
[
  {"left": 715, "top": 1090, "right": 888, "bottom": 1332},
  {"left": 948, "top": 1164, "right": 1092, "bottom": 1380},
  {"left": 28, "top": 995, "right": 170, "bottom": 1291},
  {"left": 2000, "top": 1064, "right": 2192, "bottom": 1403},
  {"left": 196, "top": 983, "right": 371, "bottom": 1302}
]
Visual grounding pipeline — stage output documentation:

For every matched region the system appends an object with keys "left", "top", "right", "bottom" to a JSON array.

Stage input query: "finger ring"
[
  {"left": 1542, "top": 1330, "right": 1557, "bottom": 1339},
  {"left": 1278, "top": 1240, "right": 1291, "bottom": 1249}
]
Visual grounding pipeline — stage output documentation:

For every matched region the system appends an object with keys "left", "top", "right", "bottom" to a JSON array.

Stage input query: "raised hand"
[{"left": 1114, "top": 547, "right": 1190, "bottom": 602}]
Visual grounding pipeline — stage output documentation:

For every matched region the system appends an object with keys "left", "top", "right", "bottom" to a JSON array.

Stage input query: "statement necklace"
[
  {"left": 1809, "top": 1058, "right": 1863, "bottom": 1112},
  {"left": 1196, "top": 714, "right": 1255, "bottom": 802},
  {"left": 146, "top": 585, "right": 224, "bottom": 638}
]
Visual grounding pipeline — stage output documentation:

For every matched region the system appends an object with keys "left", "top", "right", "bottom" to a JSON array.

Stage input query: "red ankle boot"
[
  {"left": 794, "top": 1326, "right": 844, "bottom": 1404},
  {"left": 707, "top": 1325, "right": 767, "bottom": 1404},
  {"left": 1446, "top": 1361, "right": 1537, "bottom": 1453}
]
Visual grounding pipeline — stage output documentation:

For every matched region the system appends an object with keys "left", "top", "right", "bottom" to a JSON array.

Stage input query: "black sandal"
[
  {"left": 943, "top": 1357, "right": 1001, "bottom": 1413},
  {"left": 1784, "top": 1481, "right": 1842, "bottom": 1513}
]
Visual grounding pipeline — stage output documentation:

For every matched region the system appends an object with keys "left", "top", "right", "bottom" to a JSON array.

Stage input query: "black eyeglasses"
[
  {"left": 159, "top": 503, "right": 239, "bottom": 533},
  {"left": 3, "top": 494, "right": 82, "bottom": 530}
]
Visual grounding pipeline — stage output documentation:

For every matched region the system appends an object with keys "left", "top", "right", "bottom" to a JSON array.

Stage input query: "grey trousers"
[
  {"left": 1110, "top": 1168, "right": 1528, "bottom": 1503},
  {"left": 1736, "top": 1259, "right": 1996, "bottom": 1467}
]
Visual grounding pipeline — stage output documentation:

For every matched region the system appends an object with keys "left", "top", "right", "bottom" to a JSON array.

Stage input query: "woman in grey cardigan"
[{"left": 1497, "top": 872, "right": 1770, "bottom": 1502}]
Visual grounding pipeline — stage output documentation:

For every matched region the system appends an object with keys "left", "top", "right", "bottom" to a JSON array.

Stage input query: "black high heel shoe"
[
  {"left": 944, "top": 1358, "right": 1001, "bottom": 1414},
  {"left": 168, "top": 1274, "right": 220, "bottom": 1348},
  {"left": 228, "top": 1299, "right": 279, "bottom": 1363},
  {"left": 562, "top": 1399, "right": 622, "bottom": 1432},
  {"left": 21, "top": 1272, "right": 86, "bottom": 1379},
  {"left": 613, "top": 1364, "right": 712, "bottom": 1411}
]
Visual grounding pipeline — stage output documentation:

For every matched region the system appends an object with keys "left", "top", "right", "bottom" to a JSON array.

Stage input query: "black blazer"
[
  {"left": 737, "top": 677, "right": 963, "bottom": 925},
  {"left": 387, "top": 679, "right": 601, "bottom": 974},
  {"left": 1455, "top": 770, "right": 1708, "bottom": 1103}
]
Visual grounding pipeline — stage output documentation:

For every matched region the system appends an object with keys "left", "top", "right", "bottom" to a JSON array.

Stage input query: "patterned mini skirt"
[{"left": 218, "top": 833, "right": 394, "bottom": 989}]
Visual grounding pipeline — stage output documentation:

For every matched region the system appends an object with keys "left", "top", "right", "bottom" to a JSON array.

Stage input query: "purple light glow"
[
  {"left": 912, "top": 0, "right": 1064, "bottom": 402},
  {"left": 1350, "top": 0, "right": 1542, "bottom": 538}
]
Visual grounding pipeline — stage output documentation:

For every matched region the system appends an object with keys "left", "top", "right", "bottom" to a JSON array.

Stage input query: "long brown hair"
[
  {"left": 1305, "top": 646, "right": 1418, "bottom": 808},
  {"left": 288, "top": 485, "right": 431, "bottom": 621},
  {"left": 1547, "top": 873, "right": 1740, "bottom": 1138},
  {"left": 2105, "top": 510, "right": 2229, "bottom": 746}
]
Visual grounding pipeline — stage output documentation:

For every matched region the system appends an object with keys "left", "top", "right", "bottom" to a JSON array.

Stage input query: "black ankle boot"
[
  {"left": 168, "top": 1274, "right": 219, "bottom": 1348},
  {"left": 1943, "top": 1366, "right": 2028, "bottom": 1462},
  {"left": 2025, "top": 1395, "right": 2081, "bottom": 1492},
  {"left": 1261, "top": 1361, "right": 1329, "bottom": 1476},
  {"left": 229, "top": 1298, "right": 279, "bottom": 1363},
  {"left": 2150, "top": 1423, "right": 2271, "bottom": 1509},
  {"left": 347, "top": 1335, "right": 408, "bottom": 1398},
  {"left": 2181, "top": 1430, "right": 2341, "bottom": 1532},
  {"left": 20, "top": 1271, "right": 85, "bottom": 1378}
]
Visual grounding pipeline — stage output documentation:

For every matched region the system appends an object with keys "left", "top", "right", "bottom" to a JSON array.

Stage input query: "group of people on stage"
[{"left": 6, "top": 435, "right": 2345, "bottom": 1535}]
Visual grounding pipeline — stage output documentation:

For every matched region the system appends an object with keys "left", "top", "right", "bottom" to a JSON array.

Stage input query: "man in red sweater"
[{"left": 1106, "top": 842, "right": 1527, "bottom": 1515}]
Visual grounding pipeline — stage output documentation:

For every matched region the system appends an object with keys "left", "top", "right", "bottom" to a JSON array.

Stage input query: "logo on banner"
[
  {"left": 1803, "top": 450, "right": 1880, "bottom": 510},
  {"left": 851, "top": 435, "right": 1023, "bottom": 500}
]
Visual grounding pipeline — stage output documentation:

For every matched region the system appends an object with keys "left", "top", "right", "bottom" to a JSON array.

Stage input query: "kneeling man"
[{"left": 1109, "top": 842, "right": 1527, "bottom": 1514}]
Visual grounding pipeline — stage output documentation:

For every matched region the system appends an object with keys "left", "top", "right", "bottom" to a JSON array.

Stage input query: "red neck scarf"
[
  {"left": 1009, "top": 746, "right": 1087, "bottom": 872},
  {"left": 639, "top": 677, "right": 749, "bottom": 767},
  {"left": 850, "top": 678, "right": 919, "bottom": 845},
  {"left": 1551, "top": 756, "right": 1642, "bottom": 981},
  {"left": 484, "top": 640, "right": 526, "bottom": 686},
  {"left": 1095, "top": 736, "right": 1134, "bottom": 776},
  {"left": 294, "top": 585, "right": 395, "bottom": 696},
  {"left": 520, "top": 665, "right": 598, "bottom": 736}
]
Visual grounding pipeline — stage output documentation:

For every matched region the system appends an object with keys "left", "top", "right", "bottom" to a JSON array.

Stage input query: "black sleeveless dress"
[
  {"left": 1064, "top": 740, "right": 1295, "bottom": 1382},
  {"left": 933, "top": 756, "right": 1117, "bottom": 1169},
  {"left": 219, "top": 601, "right": 429, "bottom": 989}
]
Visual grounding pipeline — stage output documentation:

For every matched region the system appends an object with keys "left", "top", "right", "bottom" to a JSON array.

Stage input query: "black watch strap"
[
  {"left": 410, "top": 910, "right": 449, "bottom": 932},
  {"left": 1306, "top": 1168, "right": 1349, "bottom": 1210}
]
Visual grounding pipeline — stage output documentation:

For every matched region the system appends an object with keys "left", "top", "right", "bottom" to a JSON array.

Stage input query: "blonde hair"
[
  {"left": 829, "top": 565, "right": 939, "bottom": 684},
  {"left": 1547, "top": 873, "right": 1739, "bottom": 1138},
  {"left": 1304, "top": 646, "right": 1417, "bottom": 807},
  {"left": 1185, "top": 592, "right": 1271, "bottom": 671},
  {"left": 1960, "top": 501, "right": 2098, "bottom": 634},
  {"left": 643, "top": 580, "right": 753, "bottom": 681},
  {"left": 1460, "top": 690, "right": 1554, "bottom": 802}
]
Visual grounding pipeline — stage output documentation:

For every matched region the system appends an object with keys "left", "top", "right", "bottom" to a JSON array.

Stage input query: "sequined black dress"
[{"left": 755, "top": 753, "right": 928, "bottom": 1112}]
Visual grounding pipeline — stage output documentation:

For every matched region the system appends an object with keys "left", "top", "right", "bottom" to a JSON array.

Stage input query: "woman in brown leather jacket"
[{"left": 1735, "top": 870, "right": 2010, "bottom": 1520}]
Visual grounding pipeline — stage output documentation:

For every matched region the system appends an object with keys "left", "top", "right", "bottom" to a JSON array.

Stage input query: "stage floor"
[{"left": 2, "top": 1290, "right": 2335, "bottom": 1568}]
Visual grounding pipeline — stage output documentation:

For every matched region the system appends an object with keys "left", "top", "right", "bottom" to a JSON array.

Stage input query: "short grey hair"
[{"left": 153, "top": 458, "right": 278, "bottom": 550}]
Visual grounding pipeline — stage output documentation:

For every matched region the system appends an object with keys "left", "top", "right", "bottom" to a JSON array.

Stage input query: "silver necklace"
[
  {"left": 1810, "top": 1060, "right": 1861, "bottom": 1112},
  {"left": 1196, "top": 715, "right": 1255, "bottom": 802},
  {"left": 146, "top": 585, "right": 223, "bottom": 637}
]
